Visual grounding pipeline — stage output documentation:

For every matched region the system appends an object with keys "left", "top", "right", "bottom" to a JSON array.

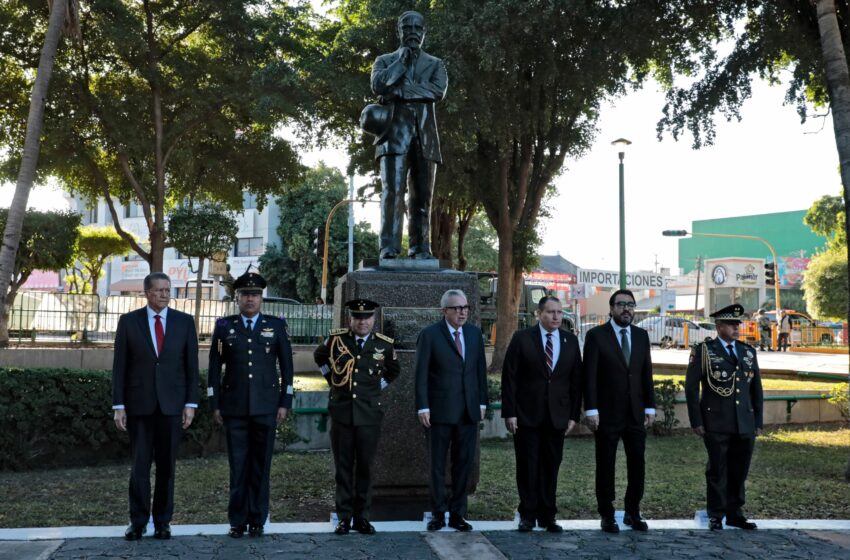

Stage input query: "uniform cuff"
[{"left": 585, "top": 409, "right": 598, "bottom": 417}]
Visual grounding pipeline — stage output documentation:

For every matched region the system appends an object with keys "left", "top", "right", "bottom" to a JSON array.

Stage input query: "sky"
[{"left": 2, "top": 77, "right": 840, "bottom": 276}]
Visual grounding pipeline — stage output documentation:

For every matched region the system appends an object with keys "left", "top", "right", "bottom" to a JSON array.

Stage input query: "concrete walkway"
[{"left": 3, "top": 518, "right": 850, "bottom": 559}]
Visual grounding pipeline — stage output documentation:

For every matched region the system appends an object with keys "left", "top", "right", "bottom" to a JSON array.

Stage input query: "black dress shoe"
[
  {"left": 379, "top": 249, "right": 398, "bottom": 259},
  {"left": 448, "top": 515, "right": 473, "bottom": 532},
  {"left": 518, "top": 518, "right": 535, "bottom": 532},
  {"left": 228, "top": 525, "right": 246, "bottom": 538},
  {"left": 623, "top": 512, "right": 648, "bottom": 531},
  {"left": 708, "top": 517, "right": 723, "bottom": 531},
  {"left": 427, "top": 516, "right": 446, "bottom": 531},
  {"left": 124, "top": 524, "right": 146, "bottom": 541},
  {"left": 726, "top": 516, "right": 757, "bottom": 530},
  {"left": 248, "top": 524, "right": 264, "bottom": 537},
  {"left": 334, "top": 519, "right": 351, "bottom": 535},
  {"left": 543, "top": 521, "right": 564, "bottom": 533},
  {"left": 153, "top": 523, "right": 171, "bottom": 540},
  {"left": 352, "top": 518, "right": 376, "bottom": 535},
  {"left": 600, "top": 517, "right": 620, "bottom": 533}
]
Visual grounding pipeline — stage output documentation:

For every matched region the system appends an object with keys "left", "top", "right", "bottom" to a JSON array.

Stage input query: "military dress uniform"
[
  {"left": 685, "top": 304, "right": 763, "bottom": 530},
  {"left": 207, "top": 273, "right": 294, "bottom": 535},
  {"left": 313, "top": 301, "right": 400, "bottom": 532}
]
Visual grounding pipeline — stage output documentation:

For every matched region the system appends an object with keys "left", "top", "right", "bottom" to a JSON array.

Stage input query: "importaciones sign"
[{"left": 577, "top": 268, "right": 666, "bottom": 290}]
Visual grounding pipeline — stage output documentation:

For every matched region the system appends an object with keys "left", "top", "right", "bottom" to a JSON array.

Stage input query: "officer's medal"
[{"left": 373, "top": 347, "right": 385, "bottom": 361}]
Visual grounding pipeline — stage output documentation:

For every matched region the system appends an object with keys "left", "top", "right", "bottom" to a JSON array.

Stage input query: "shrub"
[
  {"left": 828, "top": 383, "right": 850, "bottom": 423},
  {"left": 652, "top": 378, "right": 682, "bottom": 436}
]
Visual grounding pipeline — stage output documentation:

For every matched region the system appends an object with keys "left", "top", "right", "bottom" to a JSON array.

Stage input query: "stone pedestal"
[{"left": 333, "top": 269, "right": 481, "bottom": 520}]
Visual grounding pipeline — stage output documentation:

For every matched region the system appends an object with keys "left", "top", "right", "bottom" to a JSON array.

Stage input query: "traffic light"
[
  {"left": 662, "top": 230, "right": 689, "bottom": 237},
  {"left": 312, "top": 225, "right": 326, "bottom": 258},
  {"left": 764, "top": 261, "right": 776, "bottom": 286}
]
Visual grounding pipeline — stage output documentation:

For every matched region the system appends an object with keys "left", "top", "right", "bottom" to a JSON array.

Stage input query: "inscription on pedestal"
[{"left": 380, "top": 307, "right": 443, "bottom": 350}]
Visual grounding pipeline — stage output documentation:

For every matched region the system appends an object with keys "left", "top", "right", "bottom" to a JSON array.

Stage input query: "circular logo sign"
[{"left": 712, "top": 265, "right": 727, "bottom": 285}]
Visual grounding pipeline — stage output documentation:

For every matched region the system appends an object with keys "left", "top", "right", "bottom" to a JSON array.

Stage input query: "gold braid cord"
[
  {"left": 329, "top": 336, "right": 355, "bottom": 390},
  {"left": 702, "top": 338, "right": 735, "bottom": 397}
]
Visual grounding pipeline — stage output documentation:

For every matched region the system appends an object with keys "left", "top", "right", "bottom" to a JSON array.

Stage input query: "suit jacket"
[
  {"left": 370, "top": 47, "right": 448, "bottom": 162},
  {"left": 207, "top": 314, "right": 294, "bottom": 416},
  {"left": 111, "top": 307, "right": 200, "bottom": 416},
  {"left": 685, "top": 337, "right": 764, "bottom": 435},
  {"left": 583, "top": 322, "right": 655, "bottom": 430},
  {"left": 501, "top": 326, "right": 582, "bottom": 430},
  {"left": 414, "top": 321, "right": 488, "bottom": 424},
  {"left": 314, "top": 329, "right": 401, "bottom": 426}
]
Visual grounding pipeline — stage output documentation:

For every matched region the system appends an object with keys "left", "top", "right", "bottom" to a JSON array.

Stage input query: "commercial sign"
[
  {"left": 576, "top": 268, "right": 665, "bottom": 290},
  {"left": 779, "top": 256, "right": 809, "bottom": 289},
  {"left": 704, "top": 258, "right": 762, "bottom": 288}
]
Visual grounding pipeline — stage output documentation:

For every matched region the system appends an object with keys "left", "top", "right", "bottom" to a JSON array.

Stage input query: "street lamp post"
[
  {"left": 612, "top": 138, "right": 632, "bottom": 290},
  {"left": 662, "top": 230, "right": 781, "bottom": 312}
]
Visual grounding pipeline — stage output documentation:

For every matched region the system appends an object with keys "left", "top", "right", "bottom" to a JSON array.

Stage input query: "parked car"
[{"left": 636, "top": 316, "right": 716, "bottom": 348}]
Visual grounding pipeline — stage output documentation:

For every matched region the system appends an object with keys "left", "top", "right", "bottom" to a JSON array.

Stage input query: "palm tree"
[{"left": 0, "top": 1, "right": 78, "bottom": 345}]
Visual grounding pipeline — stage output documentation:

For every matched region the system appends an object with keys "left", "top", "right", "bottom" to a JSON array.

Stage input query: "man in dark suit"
[
  {"left": 369, "top": 10, "right": 448, "bottom": 259},
  {"left": 208, "top": 272, "right": 294, "bottom": 538},
  {"left": 112, "top": 272, "right": 199, "bottom": 541},
  {"left": 685, "top": 304, "right": 763, "bottom": 531},
  {"left": 502, "top": 296, "right": 582, "bottom": 533},
  {"left": 314, "top": 299, "right": 401, "bottom": 535},
  {"left": 415, "top": 289, "right": 488, "bottom": 531},
  {"left": 583, "top": 289, "right": 655, "bottom": 533}
]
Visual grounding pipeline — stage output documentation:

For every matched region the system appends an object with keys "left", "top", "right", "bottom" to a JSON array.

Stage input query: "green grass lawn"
[{"left": 2, "top": 425, "right": 848, "bottom": 527}]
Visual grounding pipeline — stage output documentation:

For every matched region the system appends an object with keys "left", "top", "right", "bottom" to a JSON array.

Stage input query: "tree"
[
  {"left": 806, "top": 193, "right": 846, "bottom": 249},
  {"left": 0, "top": 1, "right": 306, "bottom": 271},
  {"left": 167, "top": 202, "right": 238, "bottom": 328},
  {"left": 0, "top": 209, "right": 81, "bottom": 343},
  {"left": 259, "top": 164, "right": 379, "bottom": 302},
  {"left": 67, "top": 225, "right": 132, "bottom": 294},
  {"left": 803, "top": 246, "right": 848, "bottom": 320},
  {"left": 461, "top": 213, "right": 499, "bottom": 272},
  {"left": 0, "top": 0, "right": 77, "bottom": 346}
]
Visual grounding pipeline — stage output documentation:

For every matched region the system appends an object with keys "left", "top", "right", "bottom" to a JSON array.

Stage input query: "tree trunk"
[
  {"left": 430, "top": 198, "right": 455, "bottom": 262},
  {"left": 814, "top": 0, "right": 850, "bottom": 481},
  {"left": 455, "top": 203, "right": 476, "bottom": 272},
  {"left": 0, "top": 1, "right": 69, "bottom": 347},
  {"left": 194, "top": 256, "right": 205, "bottom": 331}
]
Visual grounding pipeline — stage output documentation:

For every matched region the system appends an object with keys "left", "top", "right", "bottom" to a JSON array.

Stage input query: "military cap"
[
  {"left": 345, "top": 298, "right": 380, "bottom": 317},
  {"left": 233, "top": 271, "right": 266, "bottom": 293},
  {"left": 710, "top": 303, "right": 745, "bottom": 323}
]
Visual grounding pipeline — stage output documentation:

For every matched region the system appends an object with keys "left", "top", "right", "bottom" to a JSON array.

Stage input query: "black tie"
[
  {"left": 727, "top": 343, "right": 738, "bottom": 366},
  {"left": 246, "top": 319, "right": 253, "bottom": 332},
  {"left": 620, "top": 328, "right": 631, "bottom": 364},
  {"left": 357, "top": 338, "right": 365, "bottom": 351}
]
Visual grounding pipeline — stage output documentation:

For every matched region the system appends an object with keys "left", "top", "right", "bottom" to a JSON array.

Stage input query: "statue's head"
[{"left": 397, "top": 11, "right": 426, "bottom": 50}]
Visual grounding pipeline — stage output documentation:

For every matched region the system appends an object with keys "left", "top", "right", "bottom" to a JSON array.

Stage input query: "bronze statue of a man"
[{"left": 362, "top": 11, "right": 448, "bottom": 260}]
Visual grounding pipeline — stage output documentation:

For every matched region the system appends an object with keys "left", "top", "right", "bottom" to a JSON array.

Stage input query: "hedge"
[{"left": 0, "top": 367, "right": 297, "bottom": 471}]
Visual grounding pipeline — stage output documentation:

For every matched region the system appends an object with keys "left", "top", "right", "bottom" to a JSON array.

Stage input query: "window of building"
[
  {"left": 235, "top": 237, "right": 264, "bottom": 257},
  {"left": 124, "top": 202, "right": 144, "bottom": 218},
  {"left": 85, "top": 205, "right": 98, "bottom": 224},
  {"left": 242, "top": 191, "right": 257, "bottom": 210}
]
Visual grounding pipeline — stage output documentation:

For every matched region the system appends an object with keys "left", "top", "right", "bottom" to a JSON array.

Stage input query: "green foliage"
[
  {"left": 802, "top": 245, "right": 849, "bottom": 321},
  {"left": 167, "top": 202, "right": 238, "bottom": 261},
  {"left": 0, "top": 208, "right": 80, "bottom": 293},
  {"left": 67, "top": 225, "right": 132, "bottom": 294},
  {"left": 463, "top": 213, "right": 499, "bottom": 272},
  {"left": 805, "top": 194, "right": 846, "bottom": 248},
  {"left": 0, "top": 367, "right": 299, "bottom": 471},
  {"left": 259, "top": 163, "right": 379, "bottom": 302},
  {"left": 652, "top": 378, "right": 682, "bottom": 436},
  {"left": 828, "top": 383, "right": 849, "bottom": 423}
]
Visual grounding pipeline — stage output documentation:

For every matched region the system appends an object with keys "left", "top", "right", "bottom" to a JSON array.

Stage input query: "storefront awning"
[{"left": 109, "top": 279, "right": 144, "bottom": 293}]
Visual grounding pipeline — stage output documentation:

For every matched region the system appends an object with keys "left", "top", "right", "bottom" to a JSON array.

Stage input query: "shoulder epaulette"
[
  {"left": 330, "top": 328, "right": 349, "bottom": 336},
  {"left": 375, "top": 332, "right": 394, "bottom": 344},
  {"left": 738, "top": 340, "right": 755, "bottom": 350}
]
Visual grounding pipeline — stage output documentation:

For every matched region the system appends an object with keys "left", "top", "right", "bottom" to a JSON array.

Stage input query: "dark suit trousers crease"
[
  {"left": 223, "top": 414, "right": 276, "bottom": 527},
  {"left": 428, "top": 421, "right": 477, "bottom": 518},
  {"left": 594, "top": 423, "right": 646, "bottom": 518},
  {"left": 379, "top": 139, "right": 437, "bottom": 254},
  {"left": 330, "top": 421, "right": 381, "bottom": 521},
  {"left": 514, "top": 413, "right": 564, "bottom": 523},
  {"left": 703, "top": 431, "right": 755, "bottom": 518},
  {"left": 126, "top": 407, "right": 181, "bottom": 526}
]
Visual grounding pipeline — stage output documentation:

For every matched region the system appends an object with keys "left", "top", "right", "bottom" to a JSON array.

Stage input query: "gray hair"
[
  {"left": 440, "top": 289, "right": 467, "bottom": 308},
  {"left": 143, "top": 272, "right": 171, "bottom": 291}
]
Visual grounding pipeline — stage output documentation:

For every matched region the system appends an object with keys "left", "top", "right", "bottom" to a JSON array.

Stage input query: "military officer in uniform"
[
  {"left": 208, "top": 271, "right": 294, "bottom": 538},
  {"left": 685, "top": 304, "right": 763, "bottom": 531},
  {"left": 314, "top": 299, "right": 401, "bottom": 535}
]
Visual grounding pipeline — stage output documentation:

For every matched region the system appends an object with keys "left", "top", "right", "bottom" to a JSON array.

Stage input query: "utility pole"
[{"left": 694, "top": 255, "right": 702, "bottom": 322}]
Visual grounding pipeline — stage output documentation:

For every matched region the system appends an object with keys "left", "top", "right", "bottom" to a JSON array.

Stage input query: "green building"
[{"left": 677, "top": 210, "right": 827, "bottom": 274}]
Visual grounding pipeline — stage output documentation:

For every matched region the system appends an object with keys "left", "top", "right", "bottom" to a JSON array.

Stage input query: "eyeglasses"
[
  {"left": 613, "top": 302, "right": 636, "bottom": 309},
  {"left": 445, "top": 305, "right": 470, "bottom": 313}
]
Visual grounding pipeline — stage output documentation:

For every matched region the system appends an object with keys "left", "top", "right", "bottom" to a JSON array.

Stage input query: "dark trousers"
[
  {"left": 428, "top": 420, "right": 477, "bottom": 518},
  {"left": 594, "top": 423, "right": 646, "bottom": 518},
  {"left": 759, "top": 330, "right": 772, "bottom": 350},
  {"left": 126, "top": 407, "right": 182, "bottom": 527},
  {"left": 703, "top": 431, "right": 755, "bottom": 518},
  {"left": 223, "top": 414, "right": 277, "bottom": 527},
  {"left": 778, "top": 333, "right": 790, "bottom": 351},
  {"left": 514, "top": 415, "right": 565, "bottom": 524},
  {"left": 330, "top": 421, "right": 381, "bottom": 521},
  {"left": 379, "top": 140, "right": 437, "bottom": 256}
]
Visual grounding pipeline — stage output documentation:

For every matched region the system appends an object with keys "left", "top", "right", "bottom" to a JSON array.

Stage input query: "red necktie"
[
  {"left": 453, "top": 330, "right": 463, "bottom": 358},
  {"left": 545, "top": 333, "right": 554, "bottom": 375},
  {"left": 154, "top": 314, "right": 164, "bottom": 355}
]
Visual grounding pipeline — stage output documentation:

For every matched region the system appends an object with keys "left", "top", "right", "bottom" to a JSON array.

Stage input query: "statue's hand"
[{"left": 400, "top": 47, "right": 412, "bottom": 65}]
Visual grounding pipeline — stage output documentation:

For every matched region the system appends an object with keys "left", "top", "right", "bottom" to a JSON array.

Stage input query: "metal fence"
[{"left": 7, "top": 292, "right": 333, "bottom": 344}]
